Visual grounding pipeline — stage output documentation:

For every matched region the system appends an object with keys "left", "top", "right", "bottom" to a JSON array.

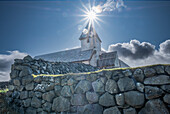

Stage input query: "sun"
[
  {"left": 87, "top": 10, "right": 96, "bottom": 20},
  {"left": 78, "top": 1, "right": 104, "bottom": 27}
]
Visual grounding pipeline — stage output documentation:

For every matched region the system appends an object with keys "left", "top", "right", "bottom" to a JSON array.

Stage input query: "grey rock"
[
  {"left": 16, "top": 85, "right": 24, "bottom": 91},
  {"left": 144, "top": 67, "right": 156, "bottom": 77},
  {"left": 8, "top": 85, "right": 15, "bottom": 91},
  {"left": 23, "top": 98, "right": 31, "bottom": 107},
  {"left": 86, "top": 92, "right": 99, "bottom": 103},
  {"left": 34, "top": 84, "right": 46, "bottom": 92},
  {"left": 115, "top": 93, "right": 125, "bottom": 106},
  {"left": 54, "top": 85, "right": 62, "bottom": 96},
  {"left": 99, "top": 92, "right": 116, "bottom": 107},
  {"left": 67, "top": 78, "right": 75, "bottom": 85},
  {"left": 45, "top": 83, "right": 55, "bottom": 91},
  {"left": 136, "top": 82, "right": 144, "bottom": 92},
  {"left": 35, "top": 92, "right": 42, "bottom": 98},
  {"left": 29, "top": 91, "right": 35, "bottom": 98},
  {"left": 161, "top": 85, "right": 170, "bottom": 93},
  {"left": 52, "top": 96, "right": 70, "bottom": 112},
  {"left": 13, "top": 79, "right": 20, "bottom": 86},
  {"left": 25, "top": 83, "right": 34, "bottom": 90},
  {"left": 86, "top": 73, "right": 98, "bottom": 82},
  {"left": 10, "top": 70, "right": 19, "bottom": 78},
  {"left": 163, "top": 94, "right": 170, "bottom": 104},
  {"left": 139, "top": 99, "right": 169, "bottom": 114},
  {"left": 124, "top": 91, "right": 144, "bottom": 108},
  {"left": 103, "top": 107, "right": 121, "bottom": 114},
  {"left": 19, "top": 66, "right": 33, "bottom": 77},
  {"left": 61, "top": 78, "right": 68, "bottom": 86},
  {"left": 105, "top": 79, "right": 118, "bottom": 94},
  {"left": 42, "top": 102, "right": 52, "bottom": 112},
  {"left": 117, "top": 77, "right": 136, "bottom": 92},
  {"left": 105, "top": 71, "right": 112, "bottom": 79},
  {"left": 26, "top": 107, "right": 36, "bottom": 114},
  {"left": 31, "top": 97, "right": 42, "bottom": 108},
  {"left": 71, "top": 94, "right": 88, "bottom": 106},
  {"left": 77, "top": 104, "right": 103, "bottom": 114},
  {"left": 123, "top": 107, "right": 137, "bottom": 114},
  {"left": 133, "top": 69, "right": 144, "bottom": 82},
  {"left": 154, "top": 66, "right": 165, "bottom": 74},
  {"left": 145, "top": 86, "right": 164, "bottom": 99},
  {"left": 42, "top": 91, "right": 55, "bottom": 102},
  {"left": 61, "top": 86, "right": 72, "bottom": 97},
  {"left": 23, "top": 55, "right": 33, "bottom": 62},
  {"left": 144, "top": 75, "right": 170, "bottom": 85},
  {"left": 122, "top": 69, "right": 132, "bottom": 77},
  {"left": 22, "top": 75, "right": 33, "bottom": 85},
  {"left": 20, "top": 91, "right": 28, "bottom": 100},
  {"left": 75, "top": 80, "right": 92, "bottom": 93},
  {"left": 165, "top": 66, "right": 170, "bottom": 75},
  {"left": 54, "top": 77, "right": 60, "bottom": 85},
  {"left": 34, "top": 76, "right": 42, "bottom": 83},
  {"left": 92, "top": 79, "right": 104, "bottom": 93}
]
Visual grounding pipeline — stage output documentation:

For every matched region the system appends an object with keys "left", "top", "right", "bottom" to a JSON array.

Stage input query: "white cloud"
[
  {"left": 108, "top": 39, "right": 170, "bottom": 67},
  {"left": 0, "top": 50, "right": 27, "bottom": 81},
  {"left": 93, "top": 0, "right": 126, "bottom": 13}
]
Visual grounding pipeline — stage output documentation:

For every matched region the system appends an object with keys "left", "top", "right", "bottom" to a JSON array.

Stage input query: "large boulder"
[
  {"left": 23, "top": 98, "right": 31, "bottom": 107},
  {"left": 86, "top": 92, "right": 99, "bottom": 103},
  {"left": 75, "top": 80, "right": 92, "bottom": 93},
  {"left": 165, "top": 66, "right": 170, "bottom": 75},
  {"left": 77, "top": 104, "right": 103, "bottom": 114},
  {"left": 103, "top": 107, "right": 121, "bottom": 114},
  {"left": 71, "top": 94, "right": 88, "bottom": 106},
  {"left": 144, "top": 67, "right": 156, "bottom": 77},
  {"left": 123, "top": 107, "right": 137, "bottom": 114},
  {"left": 163, "top": 94, "right": 170, "bottom": 104},
  {"left": 52, "top": 96, "right": 70, "bottom": 112},
  {"left": 22, "top": 75, "right": 33, "bottom": 85},
  {"left": 160, "top": 85, "right": 170, "bottom": 93},
  {"left": 144, "top": 75, "right": 170, "bottom": 85},
  {"left": 20, "top": 91, "right": 28, "bottom": 100},
  {"left": 31, "top": 97, "right": 42, "bottom": 108},
  {"left": 13, "top": 79, "right": 21, "bottom": 86},
  {"left": 154, "top": 66, "right": 165, "bottom": 74},
  {"left": 133, "top": 69, "right": 144, "bottom": 82},
  {"left": 25, "top": 83, "right": 34, "bottom": 90},
  {"left": 117, "top": 77, "right": 136, "bottom": 92},
  {"left": 61, "top": 86, "right": 72, "bottom": 97},
  {"left": 92, "top": 79, "right": 105, "bottom": 93},
  {"left": 105, "top": 79, "right": 118, "bottom": 94},
  {"left": 124, "top": 91, "right": 145, "bottom": 108},
  {"left": 19, "top": 66, "right": 33, "bottom": 77},
  {"left": 145, "top": 86, "right": 164, "bottom": 99},
  {"left": 42, "top": 91, "right": 55, "bottom": 102},
  {"left": 99, "top": 92, "right": 116, "bottom": 107},
  {"left": 42, "top": 102, "right": 52, "bottom": 112},
  {"left": 115, "top": 93, "right": 125, "bottom": 106},
  {"left": 139, "top": 99, "right": 169, "bottom": 114}
]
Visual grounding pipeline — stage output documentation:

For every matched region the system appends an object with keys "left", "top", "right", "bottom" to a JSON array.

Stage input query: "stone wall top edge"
[{"left": 32, "top": 64, "right": 170, "bottom": 78}]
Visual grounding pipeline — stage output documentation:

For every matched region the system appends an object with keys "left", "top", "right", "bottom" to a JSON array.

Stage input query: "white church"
[{"left": 35, "top": 22, "right": 129, "bottom": 68}]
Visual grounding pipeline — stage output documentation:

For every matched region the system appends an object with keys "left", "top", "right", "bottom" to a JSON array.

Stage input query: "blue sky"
[
  {"left": 0, "top": 0, "right": 170, "bottom": 56},
  {"left": 0, "top": 0, "right": 170, "bottom": 81}
]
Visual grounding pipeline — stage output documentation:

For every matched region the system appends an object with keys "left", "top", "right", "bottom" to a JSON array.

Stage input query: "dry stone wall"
[{"left": 6, "top": 55, "right": 170, "bottom": 114}]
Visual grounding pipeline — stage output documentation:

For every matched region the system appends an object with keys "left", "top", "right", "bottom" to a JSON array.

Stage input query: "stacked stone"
[{"left": 6, "top": 55, "right": 170, "bottom": 114}]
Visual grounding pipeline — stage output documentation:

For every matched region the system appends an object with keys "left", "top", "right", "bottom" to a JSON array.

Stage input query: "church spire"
[{"left": 79, "top": 21, "right": 101, "bottom": 51}]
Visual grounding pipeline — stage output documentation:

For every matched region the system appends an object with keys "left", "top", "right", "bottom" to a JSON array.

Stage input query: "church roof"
[
  {"left": 79, "top": 22, "right": 101, "bottom": 42},
  {"left": 34, "top": 48, "right": 94, "bottom": 62},
  {"left": 97, "top": 51, "right": 117, "bottom": 68}
]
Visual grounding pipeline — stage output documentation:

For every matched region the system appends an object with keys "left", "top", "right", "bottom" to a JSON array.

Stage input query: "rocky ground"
[{"left": 0, "top": 93, "right": 18, "bottom": 114}]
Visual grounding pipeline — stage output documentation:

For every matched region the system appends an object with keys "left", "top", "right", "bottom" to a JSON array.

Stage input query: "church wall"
[{"left": 7, "top": 56, "right": 170, "bottom": 113}]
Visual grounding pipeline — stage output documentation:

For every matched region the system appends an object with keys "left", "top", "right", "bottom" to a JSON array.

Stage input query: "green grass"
[{"left": 0, "top": 89, "right": 8, "bottom": 93}]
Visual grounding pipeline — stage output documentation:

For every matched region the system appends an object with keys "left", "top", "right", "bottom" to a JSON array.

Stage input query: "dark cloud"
[
  {"left": 0, "top": 51, "right": 27, "bottom": 81},
  {"left": 108, "top": 39, "right": 170, "bottom": 67},
  {"left": 108, "top": 39, "right": 155, "bottom": 60}
]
